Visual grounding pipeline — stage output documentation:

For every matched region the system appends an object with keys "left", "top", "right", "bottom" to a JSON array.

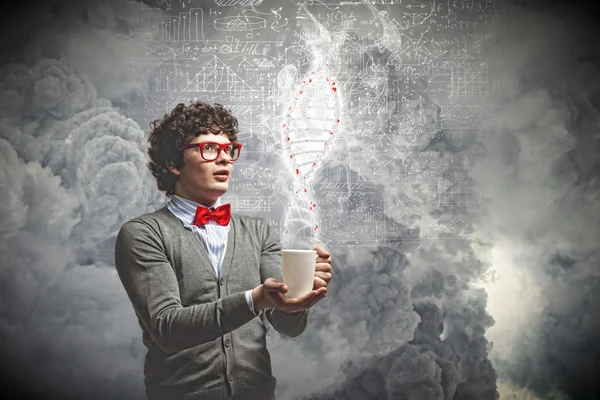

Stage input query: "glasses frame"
[{"left": 179, "top": 141, "right": 243, "bottom": 161}]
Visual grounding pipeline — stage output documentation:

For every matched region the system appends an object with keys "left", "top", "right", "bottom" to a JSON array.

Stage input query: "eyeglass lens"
[{"left": 200, "top": 143, "right": 240, "bottom": 160}]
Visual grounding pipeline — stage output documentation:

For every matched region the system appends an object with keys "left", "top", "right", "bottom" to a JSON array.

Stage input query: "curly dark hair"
[{"left": 146, "top": 100, "right": 239, "bottom": 196}]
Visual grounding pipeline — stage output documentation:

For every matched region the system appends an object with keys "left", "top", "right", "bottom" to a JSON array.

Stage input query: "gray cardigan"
[{"left": 114, "top": 206, "right": 309, "bottom": 400}]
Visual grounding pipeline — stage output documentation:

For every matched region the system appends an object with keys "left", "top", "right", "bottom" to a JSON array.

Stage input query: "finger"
[
  {"left": 263, "top": 280, "right": 287, "bottom": 293},
  {"left": 315, "top": 263, "right": 332, "bottom": 273},
  {"left": 313, "top": 244, "right": 330, "bottom": 258},
  {"left": 284, "top": 289, "right": 326, "bottom": 312},
  {"left": 316, "top": 255, "right": 332, "bottom": 264},
  {"left": 287, "top": 289, "right": 323, "bottom": 308},
  {"left": 274, "top": 293, "right": 314, "bottom": 313},
  {"left": 293, "top": 289, "right": 320, "bottom": 303},
  {"left": 263, "top": 278, "right": 282, "bottom": 287},
  {"left": 306, "top": 293, "right": 326, "bottom": 308},
  {"left": 313, "top": 276, "right": 327, "bottom": 289},
  {"left": 263, "top": 282, "right": 286, "bottom": 292},
  {"left": 315, "top": 271, "right": 332, "bottom": 281},
  {"left": 272, "top": 290, "right": 312, "bottom": 308},
  {"left": 314, "top": 273, "right": 331, "bottom": 286},
  {"left": 299, "top": 292, "right": 323, "bottom": 309}
]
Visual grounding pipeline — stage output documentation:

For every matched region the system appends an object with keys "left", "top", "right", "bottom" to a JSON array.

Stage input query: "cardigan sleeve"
[
  {"left": 114, "top": 219, "right": 257, "bottom": 354},
  {"left": 258, "top": 219, "right": 309, "bottom": 338}
]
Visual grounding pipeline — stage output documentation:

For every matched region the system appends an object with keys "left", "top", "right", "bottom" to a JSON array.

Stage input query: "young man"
[{"left": 114, "top": 101, "right": 333, "bottom": 400}]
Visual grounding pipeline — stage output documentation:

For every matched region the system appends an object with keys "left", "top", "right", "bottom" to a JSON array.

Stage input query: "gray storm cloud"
[
  {"left": 470, "top": 5, "right": 600, "bottom": 399},
  {"left": 31, "top": 58, "right": 98, "bottom": 120},
  {"left": 0, "top": 136, "right": 143, "bottom": 398},
  {"left": 0, "top": 139, "right": 29, "bottom": 238},
  {"left": 0, "top": 1, "right": 167, "bottom": 398}
]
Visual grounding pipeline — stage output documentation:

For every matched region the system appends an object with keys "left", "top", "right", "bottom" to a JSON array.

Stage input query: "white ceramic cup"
[{"left": 282, "top": 249, "right": 317, "bottom": 298}]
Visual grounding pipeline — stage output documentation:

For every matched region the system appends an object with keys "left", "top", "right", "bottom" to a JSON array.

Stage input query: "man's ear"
[{"left": 166, "top": 162, "right": 181, "bottom": 176}]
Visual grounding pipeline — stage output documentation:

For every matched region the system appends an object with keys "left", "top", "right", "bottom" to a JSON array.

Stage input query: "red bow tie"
[{"left": 193, "top": 204, "right": 231, "bottom": 226}]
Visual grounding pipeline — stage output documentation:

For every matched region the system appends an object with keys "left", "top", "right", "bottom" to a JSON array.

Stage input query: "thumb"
[{"left": 263, "top": 278, "right": 287, "bottom": 293}]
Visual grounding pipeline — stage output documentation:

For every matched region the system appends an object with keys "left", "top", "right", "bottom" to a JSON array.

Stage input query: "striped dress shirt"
[{"left": 166, "top": 194, "right": 256, "bottom": 314}]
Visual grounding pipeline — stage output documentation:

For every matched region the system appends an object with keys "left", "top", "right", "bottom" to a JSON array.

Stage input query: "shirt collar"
[{"left": 167, "top": 194, "right": 223, "bottom": 228}]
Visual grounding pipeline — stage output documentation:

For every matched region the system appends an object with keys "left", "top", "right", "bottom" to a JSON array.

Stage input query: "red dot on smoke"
[{"left": 332, "top": 87, "right": 337, "bottom": 92}]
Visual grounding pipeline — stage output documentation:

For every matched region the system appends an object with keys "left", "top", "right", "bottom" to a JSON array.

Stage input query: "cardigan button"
[
  {"left": 219, "top": 277, "right": 224, "bottom": 286},
  {"left": 224, "top": 338, "right": 231, "bottom": 347}
]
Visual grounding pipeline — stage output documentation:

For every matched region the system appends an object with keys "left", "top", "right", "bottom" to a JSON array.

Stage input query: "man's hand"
[
  {"left": 252, "top": 278, "right": 326, "bottom": 314},
  {"left": 313, "top": 244, "right": 333, "bottom": 290}
]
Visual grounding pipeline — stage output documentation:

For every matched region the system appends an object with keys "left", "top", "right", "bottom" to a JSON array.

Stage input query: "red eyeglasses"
[{"left": 180, "top": 142, "right": 243, "bottom": 161}]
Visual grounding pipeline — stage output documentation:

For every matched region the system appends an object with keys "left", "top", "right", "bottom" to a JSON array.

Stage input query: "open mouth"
[{"left": 213, "top": 170, "right": 229, "bottom": 181}]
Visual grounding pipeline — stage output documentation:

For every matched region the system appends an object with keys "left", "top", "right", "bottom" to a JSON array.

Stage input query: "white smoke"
[{"left": 259, "top": 5, "right": 500, "bottom": 397}]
